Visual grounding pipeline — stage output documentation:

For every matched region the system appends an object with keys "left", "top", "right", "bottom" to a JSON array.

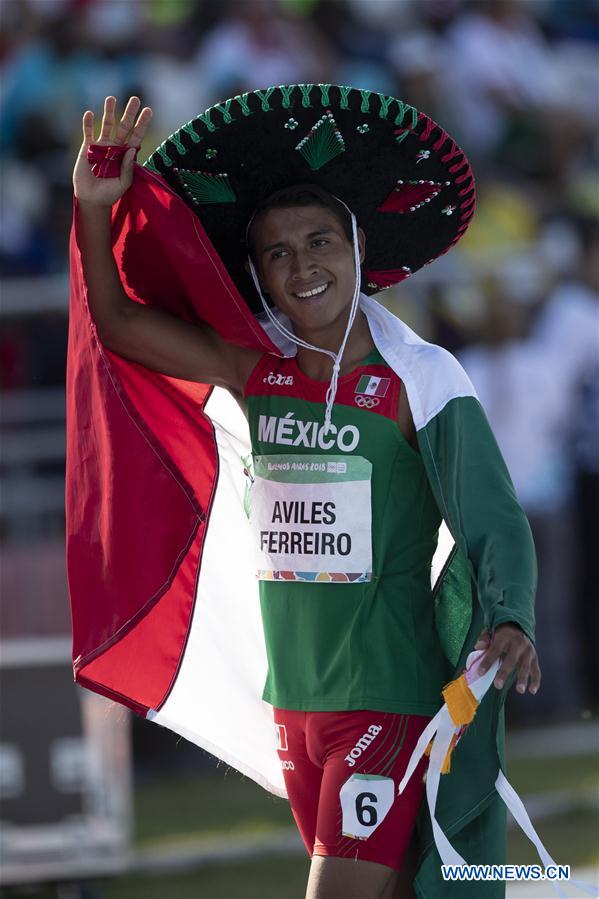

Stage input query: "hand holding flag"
[
  {"left": 398, "top": 651, "right": 595, "bottom": 898},
  {"left": 474, "top": 623, "right": 541, "bottom": 694}
]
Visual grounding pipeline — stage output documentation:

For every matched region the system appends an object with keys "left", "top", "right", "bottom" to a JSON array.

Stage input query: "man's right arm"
[
  {"left": 73, "top": 96, "right": 260, "bottom": 397},
  {"left": 77, "top": 201, "right": 260, "bottom": 394}
]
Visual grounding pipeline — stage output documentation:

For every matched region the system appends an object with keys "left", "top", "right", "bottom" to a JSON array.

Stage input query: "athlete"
[{"left": 72, "top": 95, "right": 540, "bottom": 899}]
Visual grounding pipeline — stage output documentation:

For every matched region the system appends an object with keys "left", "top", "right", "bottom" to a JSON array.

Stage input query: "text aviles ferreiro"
[{"left": 261, "top": 499, "right": 351, "bottom": 556}]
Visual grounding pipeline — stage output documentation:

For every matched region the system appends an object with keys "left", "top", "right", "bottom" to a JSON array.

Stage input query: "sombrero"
[{"left": 144, "top": 83, "right": 475, "bottom": 314}]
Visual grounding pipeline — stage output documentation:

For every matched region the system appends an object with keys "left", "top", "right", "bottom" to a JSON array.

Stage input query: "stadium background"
[{"left": 0, "top": 0, "right": 597, "bottom": 896}]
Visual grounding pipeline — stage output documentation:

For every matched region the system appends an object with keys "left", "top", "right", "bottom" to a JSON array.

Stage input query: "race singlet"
[{"left": 250, "top": 454, "right": 372, "bottom": 584}]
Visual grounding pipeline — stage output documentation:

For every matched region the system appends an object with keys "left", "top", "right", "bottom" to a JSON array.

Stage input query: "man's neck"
[{"left": 293, "top": 309, "right": 375, "bottom": 381}]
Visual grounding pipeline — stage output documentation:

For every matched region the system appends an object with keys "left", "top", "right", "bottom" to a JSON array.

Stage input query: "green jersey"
[{"left": 244, "top": 349, "right": 450, "bottom": 714}]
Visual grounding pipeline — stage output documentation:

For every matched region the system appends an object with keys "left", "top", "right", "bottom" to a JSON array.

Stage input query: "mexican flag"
[
  {"left": 355, "top": 374, "right": 391, "bottom": 397},
  {"left": 67, "top": 164, "right": 536, "bottom": 897}
]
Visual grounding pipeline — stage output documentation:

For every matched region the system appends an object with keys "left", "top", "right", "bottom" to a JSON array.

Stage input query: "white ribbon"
[
  {"left": 399, "top": 650, "right": 599, "bottom": 897},
  {"left": 398, "top": 651, "right": 500, "bottom": 868},
  {"left": 495, "top": 772, "right": 598, "bottom": 897}
]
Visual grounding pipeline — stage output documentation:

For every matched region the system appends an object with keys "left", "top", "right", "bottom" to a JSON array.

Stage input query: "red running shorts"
[{"left": 273, "top": 708, "right": 430, "bottom": 871}]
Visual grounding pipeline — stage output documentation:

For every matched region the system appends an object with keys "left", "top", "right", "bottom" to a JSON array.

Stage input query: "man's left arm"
[{"left": 418, "top": 393, "right": 541, "bottom": 695}]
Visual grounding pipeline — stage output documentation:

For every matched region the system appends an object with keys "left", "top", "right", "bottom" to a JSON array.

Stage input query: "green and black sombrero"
[{"left": 145, "top": 83, "right": 475, "bottom": 313}]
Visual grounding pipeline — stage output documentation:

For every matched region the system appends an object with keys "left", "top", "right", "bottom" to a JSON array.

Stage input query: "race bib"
[
  {"left": 250, "top": 454, "right": 372, "bottom": 584},
  {"left": 340, "top": 774, "right": 395, "bottom": 840}
]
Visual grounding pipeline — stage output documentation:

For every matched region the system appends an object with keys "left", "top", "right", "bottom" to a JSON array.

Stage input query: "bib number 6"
[
  {"left": 340, "top": 774, "right": 394, "bottom": 840},
  {"left": 356, "top": 792, "right": 378, "bottom": 827}
]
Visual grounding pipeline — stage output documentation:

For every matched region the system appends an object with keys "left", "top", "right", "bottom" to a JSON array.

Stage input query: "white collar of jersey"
[{"left": 254, "top": 291, "right": 479, "bottom": 437}]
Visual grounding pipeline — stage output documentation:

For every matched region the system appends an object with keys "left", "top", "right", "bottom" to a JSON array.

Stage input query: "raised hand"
[{"left": 72, "top": 96, "right": 153, "bottom": 208}]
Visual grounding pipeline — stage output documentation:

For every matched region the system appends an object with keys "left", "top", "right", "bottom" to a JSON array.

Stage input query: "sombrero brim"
[{"left": 145, "top": 84, "right": 475, "bottom": 313}]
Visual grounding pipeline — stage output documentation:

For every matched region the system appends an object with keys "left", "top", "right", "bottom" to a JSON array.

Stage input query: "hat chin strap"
[{"left": 247, "top": 212, "right": 362, "bottom": 433}]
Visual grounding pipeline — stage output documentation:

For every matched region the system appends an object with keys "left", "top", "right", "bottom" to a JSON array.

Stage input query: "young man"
[{"left": 70, "top": 92, "right": 539, "bottom": 899}]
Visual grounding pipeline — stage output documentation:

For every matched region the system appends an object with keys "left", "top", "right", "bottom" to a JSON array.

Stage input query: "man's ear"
[{"left": 357, "top": 227, "right": 366, "bottom": 264}]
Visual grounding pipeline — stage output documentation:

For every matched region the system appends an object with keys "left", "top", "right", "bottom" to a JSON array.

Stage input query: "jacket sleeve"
[{"left": 418, "top": 393, "right": 537, "bottom": 644}]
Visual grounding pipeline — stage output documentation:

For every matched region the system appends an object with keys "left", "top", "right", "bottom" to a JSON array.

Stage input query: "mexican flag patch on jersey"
[{"left": 355, "top": 375, "right": 391, "bottom": 397}]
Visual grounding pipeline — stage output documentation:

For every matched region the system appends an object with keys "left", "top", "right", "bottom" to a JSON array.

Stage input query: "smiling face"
[{"left": 251, "top": 204, "right": 365, "bottom": 341}]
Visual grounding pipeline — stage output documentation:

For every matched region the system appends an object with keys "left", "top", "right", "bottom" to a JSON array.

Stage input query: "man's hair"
[{"left": 246, "top": 184, "right": 354, "bottom": 263}]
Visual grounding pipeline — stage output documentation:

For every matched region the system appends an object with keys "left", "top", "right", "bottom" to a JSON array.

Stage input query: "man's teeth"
[{"left": 296, "top": 283, "right": 329, "bottom": 298}]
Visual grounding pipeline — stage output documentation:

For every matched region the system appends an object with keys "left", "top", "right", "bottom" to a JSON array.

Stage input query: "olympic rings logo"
[{"left": 355, "top": 395, "right": 380, "bottom": 409}]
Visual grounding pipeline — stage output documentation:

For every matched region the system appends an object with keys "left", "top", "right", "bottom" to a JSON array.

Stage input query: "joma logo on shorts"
[
  {"left": 345, "top": 725, "right": 383, "bottom": 767},
  {"left": 263, "top": 372, "right": 294, "bottom": 386}
]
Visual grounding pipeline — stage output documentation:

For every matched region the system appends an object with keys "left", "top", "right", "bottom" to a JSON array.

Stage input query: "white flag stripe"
[{"left": 365, "top": 377, "right": 381, "bottom": 395}]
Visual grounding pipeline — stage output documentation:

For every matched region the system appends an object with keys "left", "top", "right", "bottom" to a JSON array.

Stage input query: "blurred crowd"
[{"left": 1, "top": 0, "right": 597, "bottom": 722}]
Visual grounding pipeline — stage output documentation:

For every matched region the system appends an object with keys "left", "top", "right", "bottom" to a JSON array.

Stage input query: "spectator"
[
  {"left": 0, "top": 12, "right": 96, "bottom": 153},
  {"left": 442, "top": 0, "right": 590, "bottom": 177},
  {"left": 532, "top": 220, "right": 599, "bottom": 711},
  {"left": 386, "top": 30, "right": 447, "bottom": 125},
  {"left": 459, "top": 261, "right": 583, "bottom": 721},
  {"left": 192, "top": 0, "right": 334, "bottom": 105}
]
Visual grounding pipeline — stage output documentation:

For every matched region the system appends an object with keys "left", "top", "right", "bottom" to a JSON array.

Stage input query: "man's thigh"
[
  {"left": 311, "top": 711, "right": 428, "bottom": 873},
  {"left": 273, "top": 710, "right": 322, "bottom": 853},
  {"left": 305, "top": 833, "right": 418, "bottom": 899},
  {"left": 306, "top": 855, "right": 399, "bottom": 899},
  {"left": 274, "top": 709, "right": 428, "bottom": 898}
]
